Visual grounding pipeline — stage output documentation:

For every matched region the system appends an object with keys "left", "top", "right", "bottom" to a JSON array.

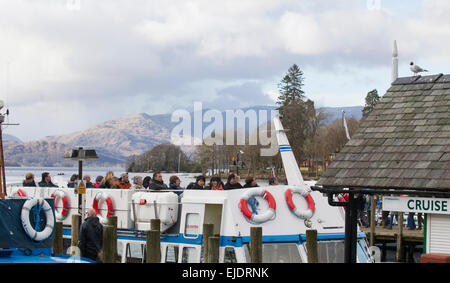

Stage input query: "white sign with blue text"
[{"left": 382, "top": 196, "right": 450, "bottom": 215}]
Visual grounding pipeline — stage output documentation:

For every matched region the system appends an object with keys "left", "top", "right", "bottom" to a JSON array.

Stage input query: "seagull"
[{"left": 410, "top": 62, "right": 428, "bottom": 76}]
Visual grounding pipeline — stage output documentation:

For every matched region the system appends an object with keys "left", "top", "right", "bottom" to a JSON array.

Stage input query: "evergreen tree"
[
  {"left": 277, "top": 64, "right": 305, "bottom": 107},
  {"left": 362, "top": 89, "right": 380, "bottom": 118},
  {"left": 276, "top": 64, "right": 320, "bottom": 163}
]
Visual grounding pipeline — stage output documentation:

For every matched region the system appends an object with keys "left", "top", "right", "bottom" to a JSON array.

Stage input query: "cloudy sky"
[{"left": 1, "top": 0, "right": 450, "bottom": 141}]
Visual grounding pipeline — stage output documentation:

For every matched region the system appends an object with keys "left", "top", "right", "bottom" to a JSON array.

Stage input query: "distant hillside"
[
  {"left": 4, "top": 140, "right": 127, "bottom": 167},
  {"left": 5, "top": 105, "right": 363, "bottom": 167},
  {"left": 42, "top": 113, "right": 171, "bottom": 157},
  {"left": 3, "top": 134, "right": 22, "bottom": 142}
]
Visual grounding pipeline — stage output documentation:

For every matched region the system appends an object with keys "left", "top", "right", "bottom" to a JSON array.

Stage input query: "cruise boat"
[{"left": 6, "top": 115, "right": 373, "bottom": 263}]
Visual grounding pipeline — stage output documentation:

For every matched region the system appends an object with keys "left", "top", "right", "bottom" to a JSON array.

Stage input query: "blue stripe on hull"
[{"left": 63, "top": 227, "right": 366, "bottom": 247}]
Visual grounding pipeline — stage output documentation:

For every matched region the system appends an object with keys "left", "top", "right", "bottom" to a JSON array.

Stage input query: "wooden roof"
[{"left": 317, "top": 74, "right": 450, "bottom": 191}]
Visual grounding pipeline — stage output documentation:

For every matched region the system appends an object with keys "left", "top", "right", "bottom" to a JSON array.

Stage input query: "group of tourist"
[{"left": 22, "top": 171, "right": 281, "bottom": 192}]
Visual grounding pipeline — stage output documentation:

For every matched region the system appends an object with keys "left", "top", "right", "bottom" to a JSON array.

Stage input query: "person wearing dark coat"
[
  {"left": 67, "top": 174, "right": 79, "bottom": 188},
  {"left": 186, "top": 175, "right": 206, "bottom": 190},
  {"left": 243, "top": 175, "right": 258, "bottom": 188},
  {"left": 224, "top": 173, "right": 243, "bottom": 190},
  {"left": 38, "top": 172, "right": 58, "bottom": 187},
  {"left": 169, "top": 175, "right": 183, "bottom": 195},
  {"left": 83, "top": 175, "right": 95, "bottom": 188},
  {"left": 148, "top": 172, "right": 168, "bottom": 190},
  {"left": 79, "top": 208, "right": 103, "bottom": 262},
  {"left": 23, "top": 173, "right": 37, "bottom": 187}
]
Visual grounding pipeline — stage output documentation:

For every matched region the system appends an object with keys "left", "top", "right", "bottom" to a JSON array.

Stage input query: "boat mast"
[
  {"left": 0, "top": 120, "right": 6, "bottom": 199},
  {"left": 0, "top": 102, "right": 19, "bottom": 199},
  {"left": 392, "top": 40, "right": 399, "bottom": 83}
]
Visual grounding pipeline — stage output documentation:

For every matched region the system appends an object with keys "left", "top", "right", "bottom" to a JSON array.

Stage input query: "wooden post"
[
  {"left": 146, "top": 219, "right": 161, "bottom": 263},
  {"left": 207, "top": 237, "right": 220, "bottom": 263},
  {"left": 146, "top": 230, "right": 161, "bottom": 263},
  {"left": 306, "top": 229, "right": 318, "bottom": 263},
  {"left": 370, "top": 196, "right": 376, "bottom": 247},
  {"left": 396, "top": 212, "right": 404, "bottom": 262},
  {"left": 250, "top": 227, "right": 262, "bottom": 263},
  {"left": 102, "top": 225, "right": 115, "bottom": 263},
  {"left": 202, "top": 224, "right": 214, "bottom": 263},
  {"left": 107, "top": 216, "right": 118, "bottom": 261},
  {"left": 151, "top": 218, "right": 161, "bottom": 231},
  {"left": 71, "top": 214, "right": 80, "bottom": 248},
  {"left": 52, "top": 222, "right": 63, "bottom": 255}
]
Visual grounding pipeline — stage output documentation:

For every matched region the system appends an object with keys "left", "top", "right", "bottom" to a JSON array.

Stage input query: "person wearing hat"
[
  {"left": 116, "top": 173, "right": 132, "bottom": 189},
  {"left": 186, "top": 175, "right": 206, "bottom": 190},
  {"left": 23, "top": 173, "right": 37, "bottom": 187}
]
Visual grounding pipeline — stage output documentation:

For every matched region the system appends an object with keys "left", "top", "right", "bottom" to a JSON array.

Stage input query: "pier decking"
[{"left": 361, "top": 226, "right": 423, "bottom": 243}]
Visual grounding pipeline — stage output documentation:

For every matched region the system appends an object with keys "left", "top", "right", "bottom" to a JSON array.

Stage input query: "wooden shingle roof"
[{"left": 317, "top": 74, "right": 450, "bottom": 191}]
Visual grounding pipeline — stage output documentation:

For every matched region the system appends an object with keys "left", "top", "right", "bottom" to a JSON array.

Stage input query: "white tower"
[{"left": 392, "top": 40, "right": 398, "bottom": 83}]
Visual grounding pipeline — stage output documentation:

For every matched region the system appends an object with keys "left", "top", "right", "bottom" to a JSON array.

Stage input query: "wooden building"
[{"left": 315, "top": 73, "right": 450, "bottom": 262}]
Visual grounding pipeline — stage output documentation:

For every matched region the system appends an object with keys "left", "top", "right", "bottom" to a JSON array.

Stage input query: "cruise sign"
[{"left": 382, "top": 196, "right": 450, "bottom": 215}]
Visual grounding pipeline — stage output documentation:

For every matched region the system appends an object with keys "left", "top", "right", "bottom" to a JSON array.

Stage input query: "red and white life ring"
[
  {"left": 51, "top": 189, "right": 70, "bottom": 221},
  {"left": 338, "top": 193, "right": 349, "bottom": 203},
  {"left": 285, "top": 186, "right": 315, "bottom": 220},
  {"left": 239, "top": 187, "right": 276, "bottom": 223},
  {"left": 93, "top": 192, "right": 114, "bottom": 224}
]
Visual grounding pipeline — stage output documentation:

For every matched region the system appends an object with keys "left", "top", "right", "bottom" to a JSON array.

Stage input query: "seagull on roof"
[{"left": 410, "top": 62, "right": 428, "bottom": 76}]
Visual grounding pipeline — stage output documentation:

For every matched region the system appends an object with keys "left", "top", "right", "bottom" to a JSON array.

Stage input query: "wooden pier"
[
  {"left": 361, "top": 226, "right": 423, "bottom": 244},
  {"left": 360, "top": 199, "right": 424, "bottom": 262}
]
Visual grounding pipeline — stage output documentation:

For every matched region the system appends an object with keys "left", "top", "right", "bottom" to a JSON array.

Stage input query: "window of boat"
[
  {"left": 184, "top": 213, "right": 200, "bottom": 238},
  {"left": 224, "top": 247, "right": 237, "bottom": 263},
  {"left": 165, "top": 245, "right": 179, "bottom": 263},
  {"left": 182, "top": 247, "right": 198, "bottom": 263},
  {"left": 244, "top": 243, "right": 302, "bottom": 263},
  {"left": 357, "top": 238, "right": 372, "bottom": 263},
  {"left": 122, "top": 242, "right": 146, "bottom": 263},
  {"left": 316, "top": 240, "right": 345, "bottom": 263}
]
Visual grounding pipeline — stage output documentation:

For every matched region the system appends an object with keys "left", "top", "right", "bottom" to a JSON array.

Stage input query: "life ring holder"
[
  {"left": 93, "top": 192, "right": 114, "bottom": 224},
  {"left": 239, "top": 187, "right": 276, "bottom": 224},
  {"left": 21, "top": 198, "right": 55, "bottom": 242},
  {"left": 285, "top": 186, "right": 315, "bottom": 220},
  {"left": 51, "top": 189, "right": 70, "bottom": 221}
]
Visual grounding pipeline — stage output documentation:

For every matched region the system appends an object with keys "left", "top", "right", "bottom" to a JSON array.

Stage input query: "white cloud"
[{"left": 1, "top": 0, "right": 450, "bottom": 142}]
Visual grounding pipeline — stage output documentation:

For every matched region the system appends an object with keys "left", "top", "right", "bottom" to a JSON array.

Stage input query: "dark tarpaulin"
[{"left": 0, "top": 198, "right": 55, "bottom": 249}]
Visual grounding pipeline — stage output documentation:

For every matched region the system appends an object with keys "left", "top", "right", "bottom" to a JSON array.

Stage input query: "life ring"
[
  {"left": 93, "top": 192, "right": 114, "bottom": 224},
  {"left": 285, "top": 186, "right": 315, "bottom": 220},
  {"left": 51, "top": 190, "right": 70, "bottom": 221},
  {"left": 21, "top": 198, "right": 55, "bottom": 242},
  {"left": 338, "top": 193, "right": 349, "bottom": 203},
  {"left": 239, "top": 188, "right": 276, "bottom": 223},
  {"left": 13, "top": 188, "right": 26, "bottom": 197}
]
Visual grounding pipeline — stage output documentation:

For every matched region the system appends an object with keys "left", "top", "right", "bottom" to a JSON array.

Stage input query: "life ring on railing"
[
  {"left": 21, "top": 198, "right": 55, "bottom": 242},
  {"left": 239, "top": 187, "right": 276, "bottom": 223},
  {"left": 93, "top": 192, "right": 114, "bottom": 224},
  {"left": 338, "top": 193, "right": 349, "bottom": 203},
  {"left": 51, "top": 190, "right": 70, "bottom": 221},
  {"left": 13, "top": 188, "right": 26, "bottom": 197},
  {"left": 285, "top": 186, "right": 315, "bottom": 220}
]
